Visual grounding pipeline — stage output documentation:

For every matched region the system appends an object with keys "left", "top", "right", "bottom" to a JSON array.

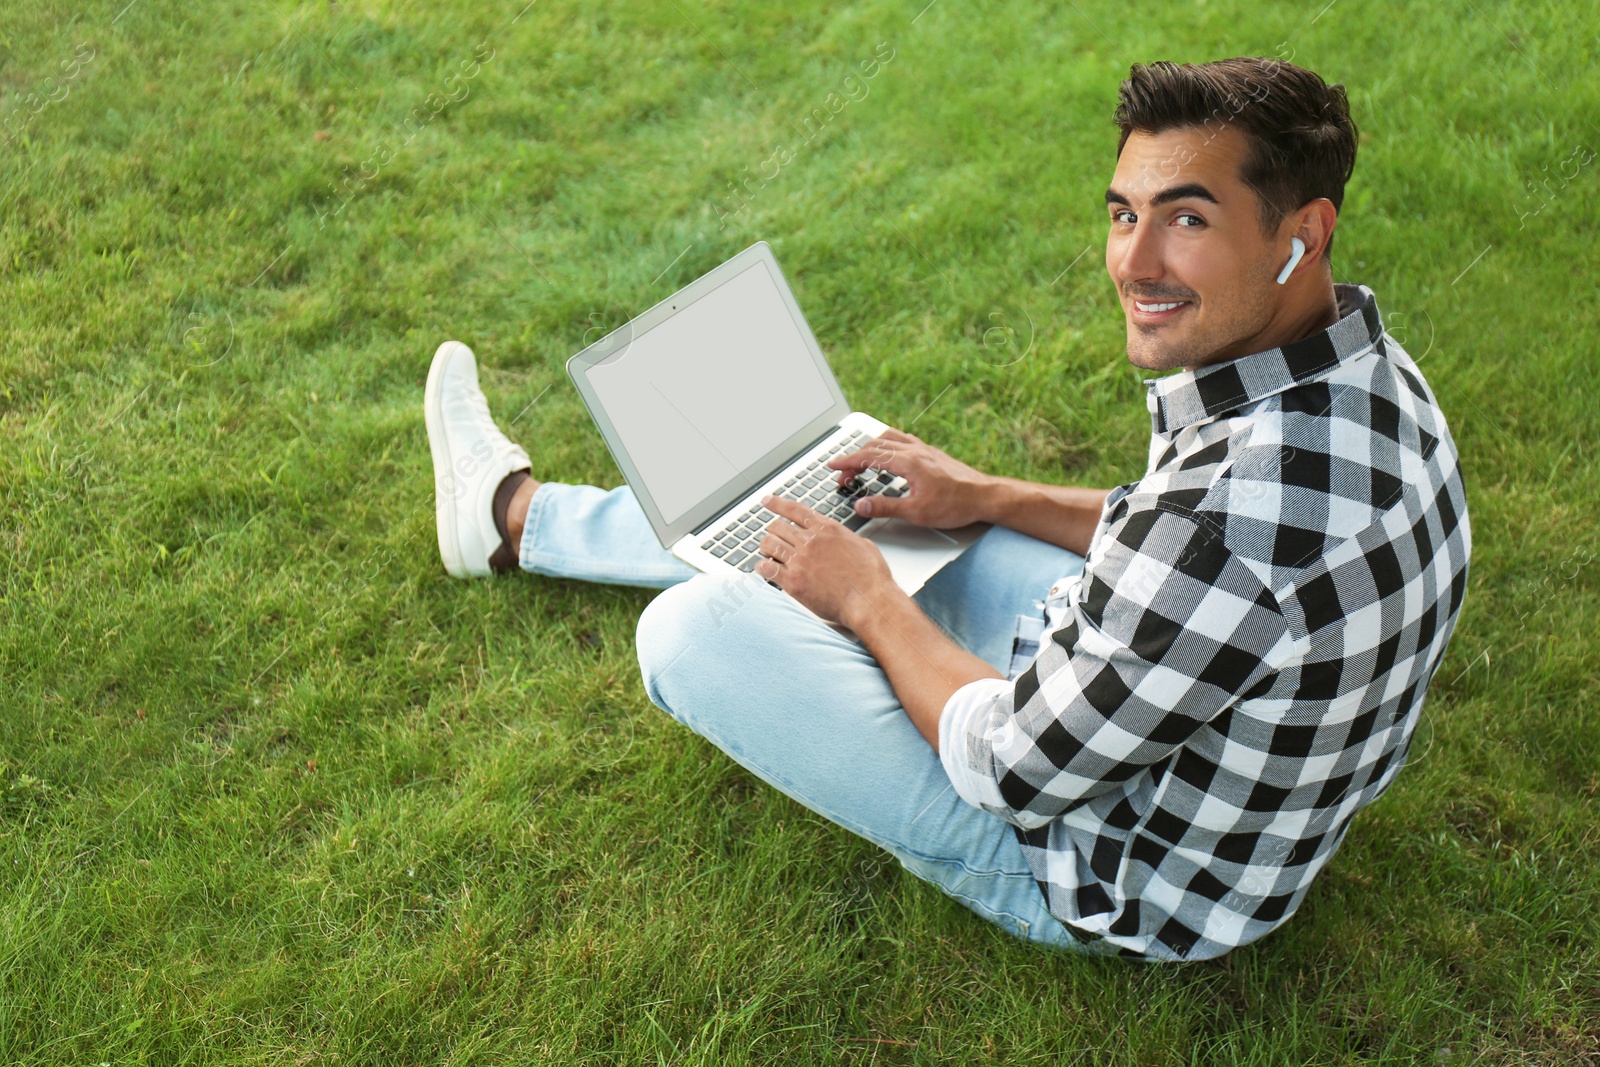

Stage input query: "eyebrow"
[{"left": 1105, "top": 182, "right": 1220, "bottom": 208}]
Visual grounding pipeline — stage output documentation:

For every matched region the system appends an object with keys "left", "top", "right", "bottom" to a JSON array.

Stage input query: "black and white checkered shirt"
[{"left": 938, "top": 283, "right": 1471, "bottom": 961}]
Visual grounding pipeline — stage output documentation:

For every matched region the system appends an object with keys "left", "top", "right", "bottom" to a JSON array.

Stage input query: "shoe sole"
[{"left": 424, "top": 341, "right": 470, "bottom": 579}]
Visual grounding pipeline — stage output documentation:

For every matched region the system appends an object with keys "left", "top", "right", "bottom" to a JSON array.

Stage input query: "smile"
[{"left": 1130, "top": 298, "right": 1192, "bottom": 321}]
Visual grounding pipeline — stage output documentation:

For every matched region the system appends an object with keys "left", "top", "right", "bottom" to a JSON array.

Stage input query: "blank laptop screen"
[{"left": 584, "top": 259, "right": 836, "bottom": 526}]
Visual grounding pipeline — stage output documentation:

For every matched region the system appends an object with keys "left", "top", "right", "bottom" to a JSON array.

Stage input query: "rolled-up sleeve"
[
  {"left": 937, "top": 504, "right": 1294, "bottom": 829},
  {"left": 938, "top": 674, "right": 1023, "bottom": 820}
]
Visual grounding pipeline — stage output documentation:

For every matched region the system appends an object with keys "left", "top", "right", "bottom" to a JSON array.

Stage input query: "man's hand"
[
  {"left": 826, "top": 427, "right": 994, "bottom": 529},
  {"left": 755, "top": 490, "right": 1005, "bottom": 754},
  {"left": 754, "top": 494, "right": 896, "bottom": 628}
]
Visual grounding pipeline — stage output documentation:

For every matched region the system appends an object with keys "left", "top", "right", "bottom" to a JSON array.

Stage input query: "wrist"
[
  {"left": 975, "top": 473, "right": 1021, "bottom": 526},
  {"left": 842, "top": 574, "right": 914, "bottom": 637}
]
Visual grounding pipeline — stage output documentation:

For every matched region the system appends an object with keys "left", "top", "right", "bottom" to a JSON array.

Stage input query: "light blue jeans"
[{"left": 519, "top": 481, "right": 1094, "bottom": 954}]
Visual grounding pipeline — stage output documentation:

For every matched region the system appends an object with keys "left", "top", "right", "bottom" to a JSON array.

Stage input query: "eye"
[
  {"left": 1111, "top": 209, "right": 1136, "bottom": 224},
  {"left": 1174, "top": 213, "right": 1205, "bottom": 227}
]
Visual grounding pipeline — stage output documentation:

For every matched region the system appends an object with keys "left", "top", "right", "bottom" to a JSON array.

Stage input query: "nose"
[{"left": 1108, "top": 216, "right": 1164, "bottom": 293}]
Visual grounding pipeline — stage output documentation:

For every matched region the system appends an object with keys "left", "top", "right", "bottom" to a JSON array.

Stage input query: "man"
[{"left": 424, "top": 57, "right": 1470, "bottom": 961}]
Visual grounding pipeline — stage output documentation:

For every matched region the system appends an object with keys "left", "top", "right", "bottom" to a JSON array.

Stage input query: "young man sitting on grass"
[{"left": 423, "top": 57, "right": 1470, "bottom": 961}]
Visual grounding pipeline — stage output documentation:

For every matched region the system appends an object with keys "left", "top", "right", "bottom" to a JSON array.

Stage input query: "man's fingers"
[
  {"left": 762, "top": 493, "right": 813, "bottom": 526},
  {"left": 852, "top": 490, "right": 901, "bottom": 520},
  {"left": 825, "top": 448, "right": 878, "bottom": 479},
  {"left": 758, "top": 532, "right": 794, "bottom": 562},
  {"left": 828, "top": 436, "right": 904, "bottom": 483},
  {"left": 763, "top": 514, "right": 810, "bottom": 545}
]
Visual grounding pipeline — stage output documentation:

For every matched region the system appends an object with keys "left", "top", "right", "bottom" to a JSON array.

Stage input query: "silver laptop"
[{"left": 565, "top": 240, "right": 987, "bottom": 627}]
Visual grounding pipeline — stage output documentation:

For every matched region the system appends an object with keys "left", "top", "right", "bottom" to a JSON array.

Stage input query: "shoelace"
[
  {"left": 454, "top": 382, "right": 497, "bottom": 427},
  {"left": 436, "top": 384, "right": 508, "bottom": 501},
  {"left": 450, "top": 381, "right": 527, "bottom": 467}
]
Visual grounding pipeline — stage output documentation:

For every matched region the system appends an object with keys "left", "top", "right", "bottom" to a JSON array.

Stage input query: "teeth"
[{"left": 1135, "top": 300, "right": 1186, "bottom": 313}]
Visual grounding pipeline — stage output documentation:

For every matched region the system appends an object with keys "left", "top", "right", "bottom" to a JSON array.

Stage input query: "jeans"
[{"left": 519, "top": 481, "right": 1093, "bottom": 954}]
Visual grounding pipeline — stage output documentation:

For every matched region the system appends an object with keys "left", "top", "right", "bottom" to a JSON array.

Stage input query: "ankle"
[{"left": 505, "top": 476, "right": 541, "bottom": 546}]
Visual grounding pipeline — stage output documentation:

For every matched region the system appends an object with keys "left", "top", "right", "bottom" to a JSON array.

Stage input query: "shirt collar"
[{"left": 1144, "top": 283, "right": 1385, "bottom": 435}]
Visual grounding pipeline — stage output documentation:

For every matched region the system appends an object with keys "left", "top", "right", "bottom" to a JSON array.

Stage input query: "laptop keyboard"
[{"left": 697, "top": 428, "right": 908, "bottom": 572}]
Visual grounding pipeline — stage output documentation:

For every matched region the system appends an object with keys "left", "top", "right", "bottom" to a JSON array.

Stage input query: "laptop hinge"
[{"left": 689, "top": 424, "right": 841, "bottom": 536}]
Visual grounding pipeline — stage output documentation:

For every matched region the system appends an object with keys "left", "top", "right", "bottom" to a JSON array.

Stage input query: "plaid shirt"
[{"left": 938, "top": 283, "right": 1471, "bottom": 961}]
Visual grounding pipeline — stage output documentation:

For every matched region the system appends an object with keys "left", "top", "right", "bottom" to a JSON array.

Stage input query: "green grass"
[{"left": 2, "top": 0, "right": 1598, "bottom": 1062}]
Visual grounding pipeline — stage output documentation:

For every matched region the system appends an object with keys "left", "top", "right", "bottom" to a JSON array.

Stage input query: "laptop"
[{"left": 565, "top": 240, "right": 988, "bottom": 630}]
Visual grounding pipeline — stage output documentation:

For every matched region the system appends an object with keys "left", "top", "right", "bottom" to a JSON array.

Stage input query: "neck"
[
  {"left": 1281, "top": 283, "right": 1342, "bottom": 346},
  {"left": 1186, "top": 279, "right": 1341, "bottom": 371}
]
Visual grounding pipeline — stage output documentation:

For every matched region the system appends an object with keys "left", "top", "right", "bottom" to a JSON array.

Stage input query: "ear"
[{"left": 1282, "top": 197, "right": 1339, "bottom": 265}]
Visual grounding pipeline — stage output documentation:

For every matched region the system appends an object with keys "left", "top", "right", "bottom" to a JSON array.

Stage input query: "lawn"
[{"left": 1, "top": 0, "right": 1597, "bottom": 1062}]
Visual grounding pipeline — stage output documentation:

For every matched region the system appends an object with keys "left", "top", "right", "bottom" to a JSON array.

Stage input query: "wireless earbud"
[{"left": 1276, "top": 236, "right": 1306, "bottom": 285}]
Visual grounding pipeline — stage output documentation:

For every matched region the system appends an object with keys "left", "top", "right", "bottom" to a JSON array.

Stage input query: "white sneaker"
[{"left": 424, "top": 340, "right": 531, "bottom": 578}]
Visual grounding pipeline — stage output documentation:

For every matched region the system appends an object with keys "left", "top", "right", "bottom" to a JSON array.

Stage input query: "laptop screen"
[{"left": 583, "top": 258, "right": 838, "bottom": 526}]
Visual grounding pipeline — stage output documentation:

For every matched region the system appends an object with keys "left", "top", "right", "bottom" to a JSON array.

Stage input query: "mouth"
[{"left": 1128, "top": 298, "right": 1193, "bottom": 324}]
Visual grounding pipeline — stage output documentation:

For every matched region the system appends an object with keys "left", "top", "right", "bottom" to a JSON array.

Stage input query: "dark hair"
[{"left": 1113, "top": 57, "right": 1358, "bottom": 258}]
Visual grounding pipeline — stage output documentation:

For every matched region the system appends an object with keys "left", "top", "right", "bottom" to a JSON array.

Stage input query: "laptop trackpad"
[{"left": 869, "top": 518, "right": 961, "bottom": 593}]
